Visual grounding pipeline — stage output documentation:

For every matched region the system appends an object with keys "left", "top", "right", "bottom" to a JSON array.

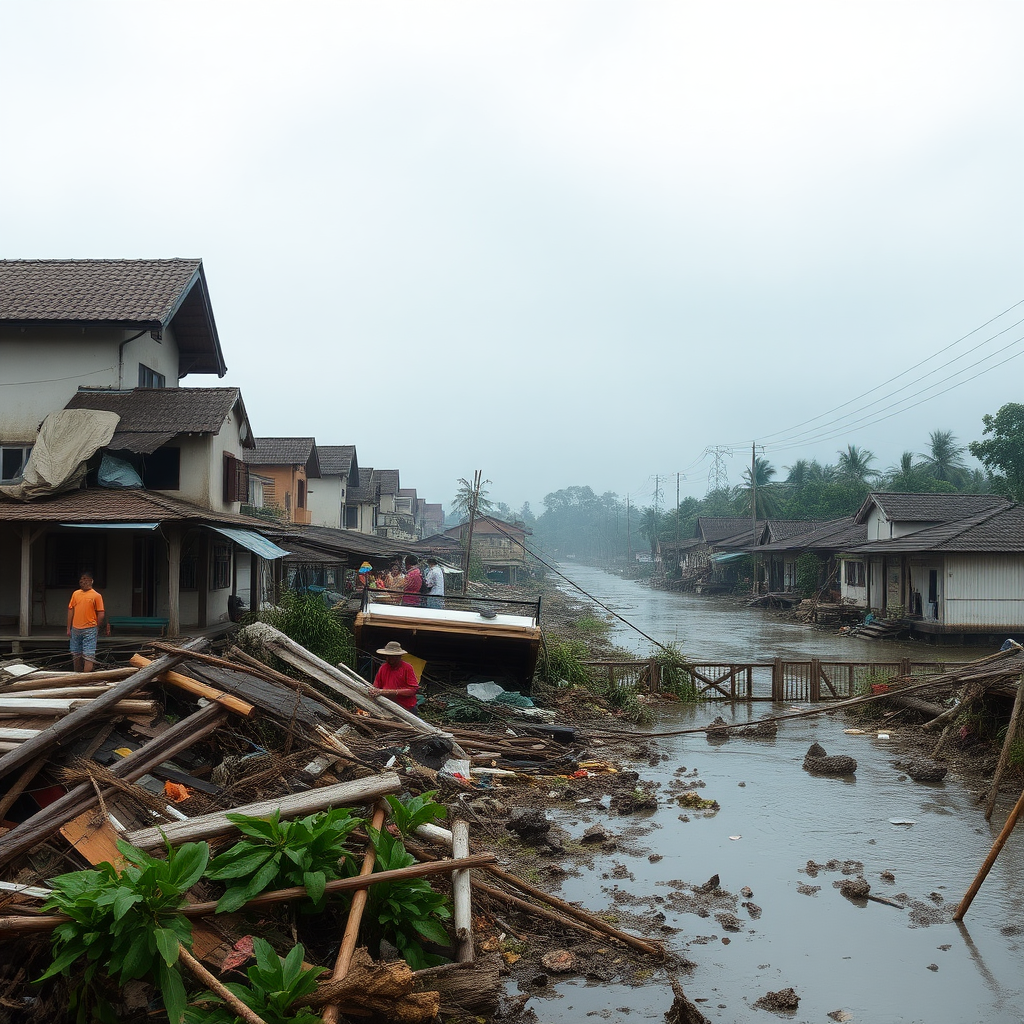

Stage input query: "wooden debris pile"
[{"left": 0, "top": 623, "right": 661, "bottom": 1023}]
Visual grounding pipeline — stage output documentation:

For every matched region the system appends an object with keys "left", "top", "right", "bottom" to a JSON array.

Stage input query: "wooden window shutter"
[{"left": 223, "top": 453, "right": 249, "bottom": 503}]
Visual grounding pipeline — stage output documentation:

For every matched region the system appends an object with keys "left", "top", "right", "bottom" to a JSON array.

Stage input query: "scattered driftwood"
[{"left": 982, "top": 672, "right": 1024, "bottom": 820}]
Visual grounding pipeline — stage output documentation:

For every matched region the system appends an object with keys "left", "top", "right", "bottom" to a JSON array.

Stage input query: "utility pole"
[
  {"left": 751, "top": 442, "right": 758, "bottom": 596},
  {"left": 626, "top": 494, "right": 632, "bottom": 564},
  {"left": 675, "top": 472, "right": 680, "bottom": 574},
  {"left": 461, "top": 469, "right": 482, "bottom": 596}
]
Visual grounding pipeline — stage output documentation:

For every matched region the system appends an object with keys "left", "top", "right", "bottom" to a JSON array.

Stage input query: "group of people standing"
[{"left": 355, "top": 554, "right": 445, "bottom": 608}]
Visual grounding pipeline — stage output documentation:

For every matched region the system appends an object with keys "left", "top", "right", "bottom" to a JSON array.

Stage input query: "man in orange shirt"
[{"left": 67, "top": 573, "right": 110, "bottom": 672}]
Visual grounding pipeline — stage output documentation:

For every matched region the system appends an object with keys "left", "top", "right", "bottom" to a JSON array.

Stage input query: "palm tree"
[
  {"left": 639, "top": 506, "right": 662, "bottom": 557},
  {"left": 883, "top": 451, "right": 926, "bottom": 491},
  {"left": 783, "top": 459, "right": 810, "bottom": 492},
  {"left": 806, "top": 460, "right": 836, "bottom": 484},
  {"left": 737, "top": 457, "right": 781, "bottom": 518},
  {"left": 919, "top": 430, "right": 969, "bottom": 488},
  {"left": 835, "top": 445, "right": 879, "bottom": 485},
  {"left": 450, "top": 476, "right": 493, "bottom": 522}
]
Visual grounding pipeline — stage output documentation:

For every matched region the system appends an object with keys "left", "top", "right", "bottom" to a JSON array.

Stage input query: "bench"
[{"left": 108, "top": 616, "right": 170, "bottom": 635}]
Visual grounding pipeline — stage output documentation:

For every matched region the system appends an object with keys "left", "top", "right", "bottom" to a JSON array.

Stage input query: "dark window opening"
[
  {"left": 211, "top": 543, "right": 231, "bottom": 590},
  {"left": 1, "top": 445, "right": 31, "bottom": 482},
  {"left": 138, "top": 364, "right": 166, "bottom": 388},
  {"left": 345, "top": 506, "right": 359, "bottom": 528},
  {"left": 45, "top": 534, "right": 107, "bottom": 589},
  {"left": 179, "top": 535, "right": 199, "bottom": 590},
  {"left": 297, "top": 479, "right": 306, "bottom": 509},
  {"left": 142, "top": 447, "right": 180, "bottom": 490},
  {"left": 928, "top": 569, "right": 938, "bottom": 604},
  {"left": 845, "top": 561, "right": 865, "bottom": 587}
]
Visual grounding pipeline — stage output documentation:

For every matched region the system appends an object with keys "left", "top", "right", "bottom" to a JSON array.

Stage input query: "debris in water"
[
  {"left": 753, "top": 987, "right": 800, "bottom": 1012},
  {"left": 838, "top": 877, "right": 871, "bottom": 900},
  {"left": 889, "top": 818, "right": 916, "bottom": 826}
]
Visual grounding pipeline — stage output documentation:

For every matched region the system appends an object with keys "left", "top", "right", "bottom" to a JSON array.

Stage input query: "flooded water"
[{"left": 511, "top": 565, "right": 1024, "bottom": 1024}]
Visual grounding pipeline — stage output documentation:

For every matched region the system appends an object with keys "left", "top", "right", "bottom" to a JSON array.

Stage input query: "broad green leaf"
[
  {"left": 303, "top": 870, "right": 326, "bottom": 906},
  {"left": 207, "top": 848, "right": 275, "bottom": 880},
  {"left": 153, "top": 927, "right": 181, "bottom": 967},
  {"left": 159, "top": 960, "right": 188, "bottom": 1024}
]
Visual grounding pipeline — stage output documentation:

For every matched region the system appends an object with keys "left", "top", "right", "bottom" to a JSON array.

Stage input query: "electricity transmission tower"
[{"left": 705, "top": 446, "right": 731, "bottom": 494}]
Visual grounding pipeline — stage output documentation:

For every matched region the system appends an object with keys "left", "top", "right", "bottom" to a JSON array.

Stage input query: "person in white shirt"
[{"left": 424, "top": 557, "right": 445, "bottom": 609}]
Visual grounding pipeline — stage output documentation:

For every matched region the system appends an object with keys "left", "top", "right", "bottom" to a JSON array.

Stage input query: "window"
[
  {"left": 45, "top": 534, "right": 107, "bottom": 588},
  {"left": 138, "top": 364, "right": 166, "bottom": 388},
  {"left": 142, "top": 447, "right": 180, "bottom": 489},
  {"left": 0, "top": 445, "right": 31, "bottom": 482},
  {"left": 223, "top": 453, "right": 249, "bottom": 503},
  {"left": 845, "top": 561, "right": 865, "bottom": 587},
  {"left": 211, "top": 542, "right": 231, "bottom": 590},
  {"left": 345, "top": 506, "right": 359, "bottom": 528},
  {"left": 297, "top": 479, "right": 306, "bottom": 508}
]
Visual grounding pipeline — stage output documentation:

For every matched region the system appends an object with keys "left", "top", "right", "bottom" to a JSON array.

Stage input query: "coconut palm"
[
  {"left": 835, "top": 445, "right": 879, "bottom": 485},
  {"left": 883, "top": 451, "right": 926, "bottom": 492},
  {"left": 450, "top": 476, "right": 493, "bottom": 522},
  {"left": 919, "top": 429, "right": 969, "bottom": 488},
  {"left": 737, "top": 457, "right": 782, "bottom": 518}
]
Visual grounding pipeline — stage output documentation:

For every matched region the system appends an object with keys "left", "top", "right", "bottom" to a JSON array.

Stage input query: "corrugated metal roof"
[{"left": 209, "top": 526, "right": 290, "bottom": 560}]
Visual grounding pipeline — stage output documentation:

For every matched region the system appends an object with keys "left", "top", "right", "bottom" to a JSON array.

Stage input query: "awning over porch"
[{"left": 209, "top": 526, "right": 290, "bottom": 560}]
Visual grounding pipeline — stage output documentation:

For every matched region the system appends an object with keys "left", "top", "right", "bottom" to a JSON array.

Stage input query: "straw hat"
[{"left": 377, "top": 640, "right": 408, "bottom": 656}]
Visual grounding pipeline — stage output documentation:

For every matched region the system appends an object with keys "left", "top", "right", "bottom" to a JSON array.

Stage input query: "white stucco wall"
[
  {"left": 0, "top": 327, "right": 181, "bottom": 441},
  {"left": 307, "top": 473, "right": 343, "bottom": 528}
]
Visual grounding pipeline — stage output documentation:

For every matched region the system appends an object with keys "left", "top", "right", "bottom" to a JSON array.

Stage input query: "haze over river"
[{"left": 511, "top": 565, "right": 1024, "bottom": 1024}]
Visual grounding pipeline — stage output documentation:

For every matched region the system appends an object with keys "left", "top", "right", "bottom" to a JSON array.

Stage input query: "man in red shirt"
[
  {"left": 67, "top": 572, "right": 110, "bottom": 673},
  {"left": 401, "top": 555, "right": 423, "bottom": 607},
  {"left": 372, "top": 640, "right": 420, "bottom": 710}
]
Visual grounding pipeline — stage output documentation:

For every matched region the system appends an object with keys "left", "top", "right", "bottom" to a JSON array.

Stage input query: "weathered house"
[
  {"left": 756, "top": 517, "right": 867, "bottom": 598},
  {"left": 243, "top": 437, "right": 321, "bottom": 525},
  {"left": 307, "top": 445, "right": 359, "bottom": 530},
  {"left": 838, "top": 493, "right": 1018, "bottom": 640},
  {"left": 0, "top": 259, "right": 226, "bottom": 471},
  {"left": 344, "top": 465, "right": 378, "bottom": 535},
  {"left": 444, "top": 516, "right": 530, "bottom": 583},
  {"left": 374, "top": 471, "right": 415, "bottom": 540}
]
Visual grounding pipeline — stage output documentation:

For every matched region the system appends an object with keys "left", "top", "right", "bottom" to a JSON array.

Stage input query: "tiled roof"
[
  {"left": 347, "top": 466, "right": 374, "bottom": 502},
  {"left": 372, "top": 469, "right": 400, "bottom": 495},
  {"left": 696, "top": 517, "right": 764, "bottom": 543},
  {"left": 856, "top": 492, "right": 1009, "bottom": 525},
  {"left": 763, "top": 520, "right": 818, "bottom": 542},
  {"left": 272, "top": 524, "right": 418, "bottom": 561},
  {"left": 316, "top": 445, "right": 357, "bottom": 479},
  {"left": 758, "top": 518, "right": 866, "bottom": 553},
  {"left": 851, "top": 503, "right": 1024, "bottom": 553},
  {"left": 0, "top": 259, "right": 201, "bottom": 321},
  {"left": 65, "top": 387, "right": 252, "bottom": 453},
  {"left": 0, "top": 486, "right": 275, "bottom": 527},
  {"left": 245, "top": 438, "right": 320, "bottom": 476}
]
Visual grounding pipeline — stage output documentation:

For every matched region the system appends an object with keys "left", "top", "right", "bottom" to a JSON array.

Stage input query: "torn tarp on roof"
[{"left": 209, "top": 525, "right": 290, "bottom": 560}]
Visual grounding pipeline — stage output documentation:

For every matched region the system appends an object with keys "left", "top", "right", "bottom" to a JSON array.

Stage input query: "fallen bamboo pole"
[
  {"left": 983, "top": 673, "right": 1024, "bottom": 821},
  {"left": 1, "top": 668, "right": 137, "bottom": 688},
  {"left": 321, "top": 801, "right": 389, "bottom": 1024},
  {"left": 179, "top": 945, "right": 268, "bottom": 1024},
  {"left": 126, "top": 774, "right": 404, "bottom": 849},
  {"left": 129, "top": 654, "right": 256, "bottom": 719},
  {"left": 0, "top": 853, "right": 499, "bottom": 935},
  {"left": 0, "top": 638, "right": 207, "bottom": 784},
  {"left": 954, "top": 782, "right": 1024, "bottom": 922}
]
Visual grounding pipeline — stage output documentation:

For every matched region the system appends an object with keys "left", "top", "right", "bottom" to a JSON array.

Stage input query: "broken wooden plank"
[
  {"left": 126, "top": 773, "right": 404, "bottom": 850},
  {"left": 0, "top": 638, "right": 208, "bottom": 785},
  {"left": 129, "top": 654, "right": 256, "bottom": 719}
]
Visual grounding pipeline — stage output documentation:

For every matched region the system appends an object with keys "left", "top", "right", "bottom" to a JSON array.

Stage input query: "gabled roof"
[
  {"left": 316, "top": 445, "right": 358, "bottom": 484},
  {"left": 854, "top": 492, "right": 1009, "bottom": 525},
  {"left": 757, "top": 517, "right": 866, "bottom": 553},
  {"left": 347, "top": 466, "right": 374, "bottom": 502},
  {"left": 0, "top": 259, "right": 227, "bottom": 377},
  {"left": 849, "top": 503, "right": 1024, "bottom": 554},
  {"left": 244, "top": 438, "right": 320, "bottom": 477},
  {"left": 696, "top": 517, "right": 763, "bottom": 544},
  {"left": 761, "top": 520, "right": 818, "bottom": 543},
  {"left": 65, "top": 387, "right": 253, "bottom": 454},
  {"left": 373, "top": 469, "right": 400, "bottom": 496}
]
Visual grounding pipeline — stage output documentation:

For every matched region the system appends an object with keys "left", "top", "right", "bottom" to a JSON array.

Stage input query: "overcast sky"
[{"left": 2, "top": 2, "right": 1021, "bottom": 515}]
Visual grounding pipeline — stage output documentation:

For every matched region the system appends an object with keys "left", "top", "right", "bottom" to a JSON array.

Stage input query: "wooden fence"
[{"left": 585, "top": 658, "right": 951, "bottom": 702}]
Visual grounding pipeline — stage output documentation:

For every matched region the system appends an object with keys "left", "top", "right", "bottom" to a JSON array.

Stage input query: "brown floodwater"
[{"left": 506, "top": 566, "right": 1024, "bottom": 1024}]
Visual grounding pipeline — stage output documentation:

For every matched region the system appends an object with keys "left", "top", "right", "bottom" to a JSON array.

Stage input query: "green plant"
[
  {"left": 356, "top": 828, "right": 452, "bottom": 970},
  {"left": 258, "top": 590, "right": 356, "bottom": 669},
  {"left": 39, "top": 839, "right": 209, "bottom": 1024},
  {"left": 796, "top": 552, "right": 824, "bottom": 598},
  {"left": 653, "top": 644, "right": 698, "bottom": 702},
  {"left": 538, "top": 637, "right": 592, "bottom": 685},
  {"left": 184, "top": 938, "right": 324, "bottom": 1024},
  {"left": 206, "top": 808, "right": 364, "bottom": 912},
  {"left": 385, "top": 791, "right": 447, "bottom": 836}
]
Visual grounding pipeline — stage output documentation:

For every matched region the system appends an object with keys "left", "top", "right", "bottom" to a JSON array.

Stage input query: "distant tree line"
[{"left": 529, "top": 404, "right": 1024, "bottom": 562}]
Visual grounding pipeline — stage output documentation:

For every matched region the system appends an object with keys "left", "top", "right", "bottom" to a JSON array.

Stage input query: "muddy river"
[{"left": 510, "top": 565, "right": 1024, "bottom": 1024}]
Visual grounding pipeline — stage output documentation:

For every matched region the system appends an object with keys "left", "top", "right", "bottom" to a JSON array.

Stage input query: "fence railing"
[{"left": 585, "top": 657, "right": 950, "bottom": 702}]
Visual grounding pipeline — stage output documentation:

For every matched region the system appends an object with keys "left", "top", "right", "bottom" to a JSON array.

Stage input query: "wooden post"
[
  {"left": 983, "top": 673, "right": 1024, "bottom": 821},
  {"left": 772, "top": 658, "right": 784, "bottom": 702},
  {"left": 451, "top": 819, "right": 473, "bottom": 962},
  {"left": 167, "top": 524, "right": 181, "bottom": 638},
  {"left": 746, "top": 666, "right": 753, "bottom": 700},
  {"left": 810, "top": 659, "right": 821, "bottom": 703},
  {"left": 18, "top": 526, "right": 33, "bottom": 638},
  {"left": 953, "top": 783, "right": 1024, "bottom": 922},
  {"left": 321, "top": 801, "right": 389, "bottom": 1024}
]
